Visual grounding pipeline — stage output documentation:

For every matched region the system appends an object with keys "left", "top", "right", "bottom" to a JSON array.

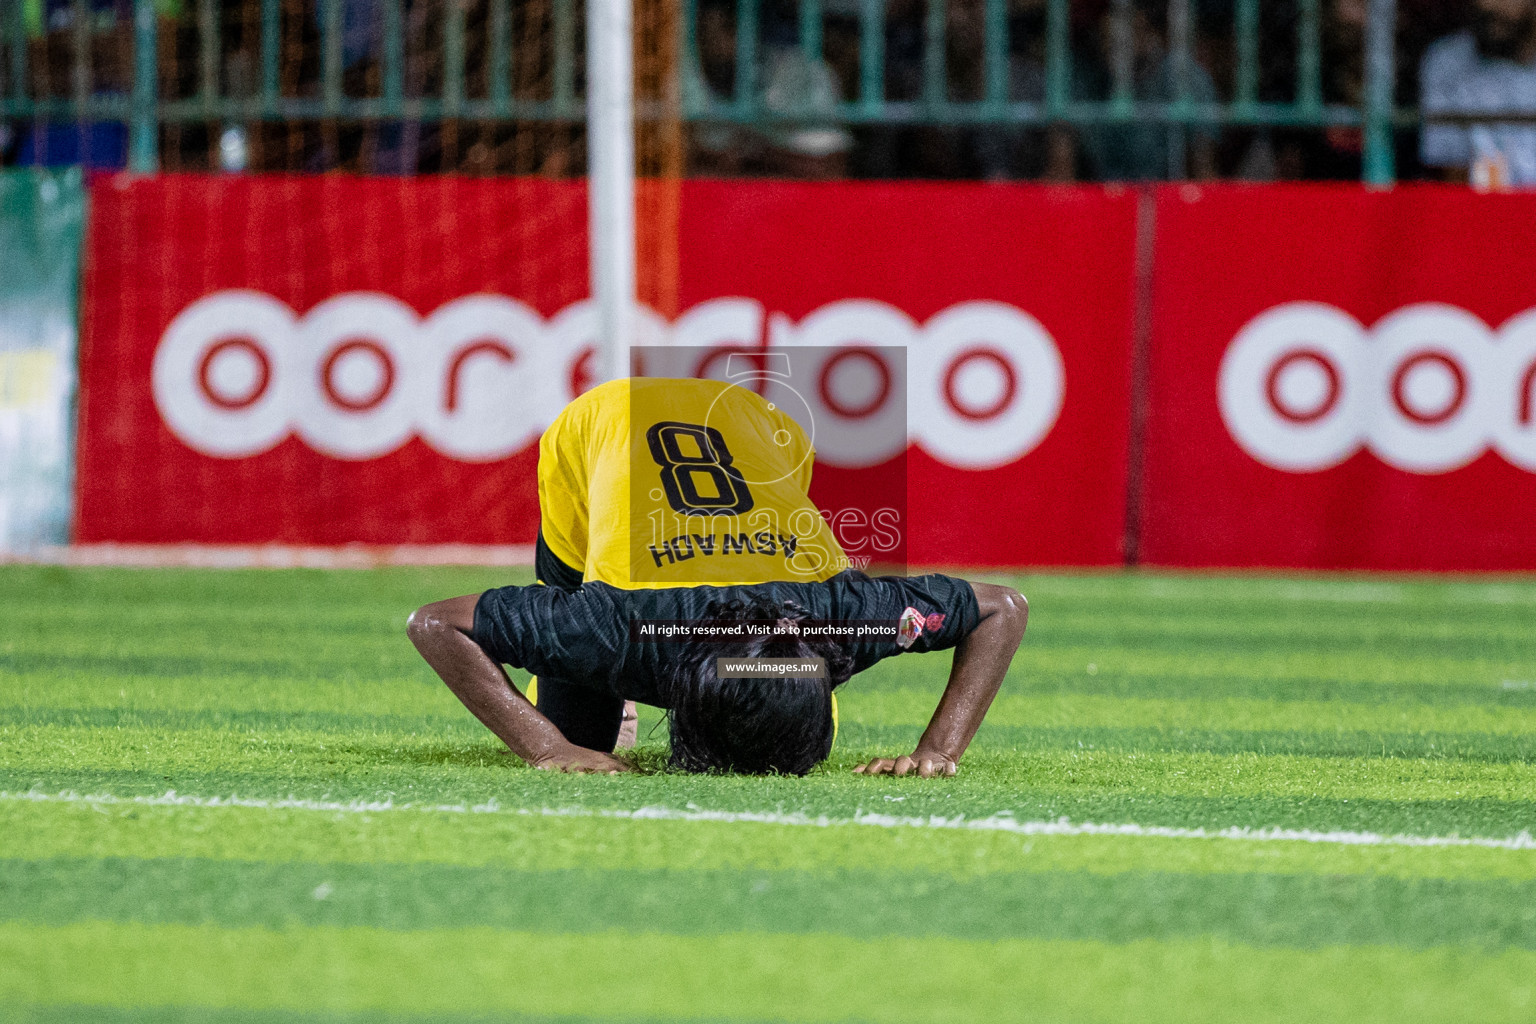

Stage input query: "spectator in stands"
[
  {"left": 1420, "top": 0, "right": 1536, "bottom": 186},
  {"left": 305, "top": 0, "right": 423, "bottom": 174},
  {"left": 314, "top": 0, "right": 384, "bottom": 76},
  {"left": 905, "top": 0, "right": 1033, "bottom": 179},
  {"left": 683, "top": 2, "right": 756, "bottom": 175},
  {"left": 757, "top": 45, "right": 852, "bottom": 178},
  {"left": 852, "top": 0, "right": 1068, "bottom": 181},
  {"left": 1244, "top": 0, "right": 1372, "bottom": 180},
  {"left": 683, "top": 0, "right": 851, "bottom": 178},
  {"left": 12, "top": 0, "right": 143, "bottom": 169},
  {"left": 1063, "top": 0, "right": 1219, "bottom": 181},
  {"left": 1227, "top": 0, "right": 1438, "bottom": 181}
]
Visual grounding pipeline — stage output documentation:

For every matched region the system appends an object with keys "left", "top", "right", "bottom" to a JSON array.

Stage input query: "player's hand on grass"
[
  {"left": 533, "top": 744, "right": 633, "bottom": 774},
  {"left": 853, "top": 748, "right": 958, "bottom": 778}
]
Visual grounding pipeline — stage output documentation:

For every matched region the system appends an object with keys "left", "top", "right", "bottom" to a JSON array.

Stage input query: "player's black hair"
[{"left": 662, "top": 597, "right": 855, "bottom": 775}]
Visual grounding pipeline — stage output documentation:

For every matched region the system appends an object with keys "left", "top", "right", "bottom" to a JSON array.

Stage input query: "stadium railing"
[{"left": 0, "top": 0, "right": 1421, "bottom": 183}]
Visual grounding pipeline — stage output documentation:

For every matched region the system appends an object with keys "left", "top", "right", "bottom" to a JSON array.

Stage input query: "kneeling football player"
[
  {"left": 525, "top": 374, "right": 858, "bottom": 752},
  {"left": 407, "top": 571, "right": 1027, "bottom": 776}
]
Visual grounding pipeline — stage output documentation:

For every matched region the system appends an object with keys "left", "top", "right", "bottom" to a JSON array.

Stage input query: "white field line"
[{"left": 4, "top": 788, "right": 1535, "bottom": 852}]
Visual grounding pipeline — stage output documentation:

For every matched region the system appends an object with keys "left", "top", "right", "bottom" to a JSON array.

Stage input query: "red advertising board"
[
  {"left": 77, "top": 176, "right": 1138, "bottom": 566},
  {"left": 676, "top": 182, "right": 1139, "bottom": 567},
  {"left": 77, "top": 175, "right": 587, "bottom": 547},
  {"left": 1139, "top": 184, "right": 1536, "bottom": 571}
]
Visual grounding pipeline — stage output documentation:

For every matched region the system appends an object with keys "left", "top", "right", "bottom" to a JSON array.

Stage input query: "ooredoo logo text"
[
  {"left": 1220, "top": 302, "right": 1536, "bottom": 474},
  {"left": 152, "top": 292, "right": 1065, "bottom": 470}
]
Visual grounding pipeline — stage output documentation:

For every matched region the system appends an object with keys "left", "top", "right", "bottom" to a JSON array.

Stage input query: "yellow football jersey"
[{"left": 538, "top": 377, "right": 850, "bottom": 588}]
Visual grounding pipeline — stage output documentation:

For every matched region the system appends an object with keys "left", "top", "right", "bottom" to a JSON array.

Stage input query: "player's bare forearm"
[
  {"left": 856, "top": 581, "right": 1027, "bottom": 778},
  {"left": 407, "top": 595, "right": 629, "bottom": 774}
]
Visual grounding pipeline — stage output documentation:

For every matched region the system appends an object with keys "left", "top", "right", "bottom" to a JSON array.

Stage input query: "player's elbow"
[
  {"left": 406, "top": 601, "right": 456, "bottom": 651},
  {"left": 406, "top": 594, "right": 481, "bottom": 652},
  {"left": 405, "top": 605, "right": 437, "bottom": 649}
]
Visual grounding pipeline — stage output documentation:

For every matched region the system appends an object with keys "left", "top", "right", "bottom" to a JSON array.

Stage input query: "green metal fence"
[{"left": 0, "top": 0, "right": 1403, "bottom": 182}]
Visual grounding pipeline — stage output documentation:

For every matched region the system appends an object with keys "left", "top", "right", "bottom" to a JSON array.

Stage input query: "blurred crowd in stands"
[{"left": 4, "top": 0, "right": 1536, "bottom": 184}]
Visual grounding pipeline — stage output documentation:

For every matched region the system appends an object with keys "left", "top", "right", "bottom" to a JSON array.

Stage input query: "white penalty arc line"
[{"left": 4, "top": 789, "right": 1535, "bottom": 852}]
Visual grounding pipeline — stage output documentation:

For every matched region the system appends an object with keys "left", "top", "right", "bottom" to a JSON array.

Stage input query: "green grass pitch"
[{"left": 3, "top": 564, "right": 1536, "bottom": 1023}]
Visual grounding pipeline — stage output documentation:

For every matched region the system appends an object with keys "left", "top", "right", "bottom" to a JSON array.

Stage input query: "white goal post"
[{"left": 587, "top": 0, "right": 637, "bottom": 382}]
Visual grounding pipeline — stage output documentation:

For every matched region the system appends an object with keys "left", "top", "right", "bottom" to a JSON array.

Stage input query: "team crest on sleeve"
[{"left": 897, "top": 607, "right": 926, "bottom": 649}]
